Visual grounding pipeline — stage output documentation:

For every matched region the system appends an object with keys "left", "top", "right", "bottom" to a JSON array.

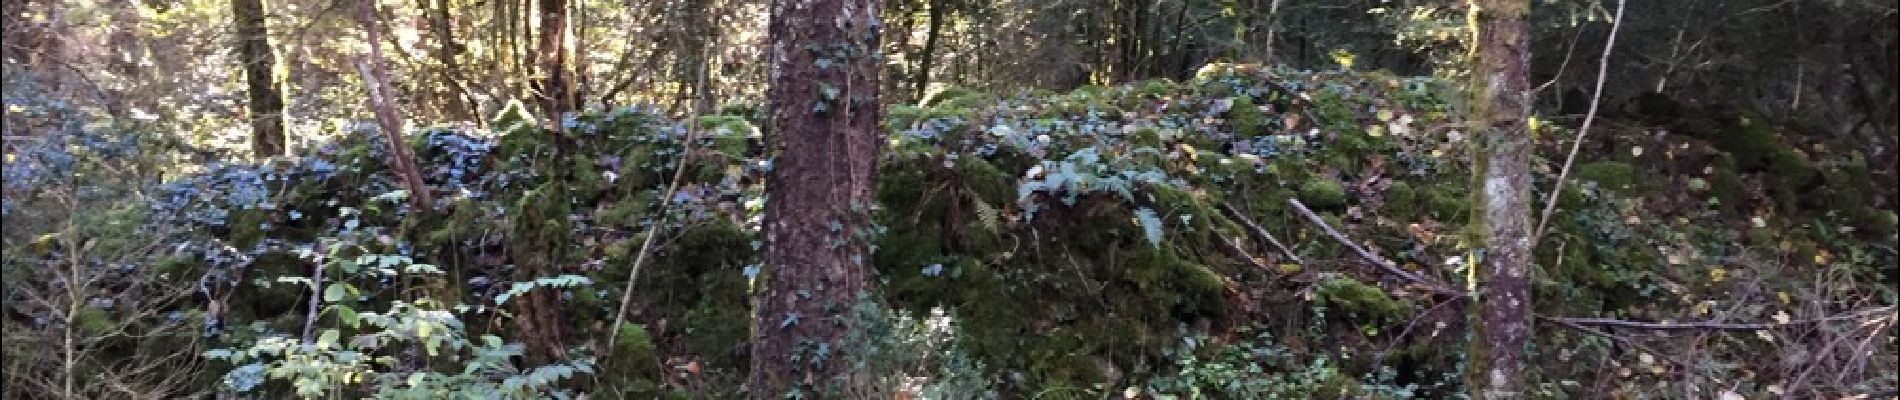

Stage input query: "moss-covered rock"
[
  {"left": 1313, "top": 277, "right": 1410, "bottom": 322},
  {"left": 1299, "top": 178, "right": 1349, "bottom": 210}
]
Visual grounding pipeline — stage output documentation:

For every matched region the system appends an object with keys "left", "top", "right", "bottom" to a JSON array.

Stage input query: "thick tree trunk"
[
  {"left": 911, "top": 0, "right": 945, "bottom": 101},
  {"left": 233, "top": 0, "right": 286, "bottom": 157},
  {"left": 1464, "top": 0, "right": 1534, "bottom": 398},
  {"left": 748, "top": 0, "right": 883, "bottom": 397}
]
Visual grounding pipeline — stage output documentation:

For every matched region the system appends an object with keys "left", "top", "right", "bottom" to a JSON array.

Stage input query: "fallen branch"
[
  {"left": 1215, "top": 201, "right": 1302, "bottom": 264},
  {"left": 1287, "top": 198, "right": 1461, "bottom": 297},
  {"left": 1538, "top": 314, "right": 1693, "bottom": 370},
  {"left": 1213, "top": 234, "right": 1272, "bottom": 271},
  {"left": 1540, "top": 306, "right": 1896, "bottom": 332}
]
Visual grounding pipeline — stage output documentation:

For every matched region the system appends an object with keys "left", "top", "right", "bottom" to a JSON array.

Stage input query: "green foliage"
[{"left": 1144, "top": 328, "right": 1422, "bottom": 399}]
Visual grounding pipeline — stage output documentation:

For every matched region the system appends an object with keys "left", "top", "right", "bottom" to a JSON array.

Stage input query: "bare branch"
[
  {"left": 1534, "top": 0, "right": 1626, "bottom": 244},
  {"left": 1215, "top": 201, "right": 1301, "bottom": 264},
  {"left": 1540, "top": 306, "right": 1896, "bottom": 332},
  {"left": 1287, "top": 198, "right": 1461, "bottom": 297}
]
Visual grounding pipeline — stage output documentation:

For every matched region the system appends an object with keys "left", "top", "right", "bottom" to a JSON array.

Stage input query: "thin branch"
[
  {"left": 1215, "top": 201, "right": 1302, "bottom": 264},
  {"left": 1213, "top": 234, "right": 1271, "bottom": 271},
  {"left": 1538, "top": 314, "right": 1694, "bottom": 370},
  {"left": 1534, "top": 0, "right": 1625, "bottom": 245},
  {"left": 1287, "top": 198, "right": 1461, "bottom": 297},
  {"left": 300, "top": 260, "right": 324, "bottom": 344},
  {"left": 1531, "top": 22, "right": 1588, "bottom": 96},
  {"left": 607, "top": 46, "right": 711, "bottom": 351},
  {"left": 1540, "top": 306, "right": 1896, "bottom": 332}
]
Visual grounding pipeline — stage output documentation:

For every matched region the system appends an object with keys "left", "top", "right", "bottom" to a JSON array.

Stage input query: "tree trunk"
[
  {"left": 748, "top": 0, "right": 883, "bottom": 397},
  {"left": 535, "top": 0, "right": 576, "bottom": 130},
  {"left": 233, "top": 0, "right": 286, "bottom": 157},
  {"left": 426, "top": 0, "right": 479, "bottom": 122},
  {"left": 354, "top": 0, "right": 435, "bottom": 210},
  {"left": 1464, "top": 0, "right": 1534, "bottom": 398},
  {"left": 912, "top": 0, "right": 945, "bottom": 101}
]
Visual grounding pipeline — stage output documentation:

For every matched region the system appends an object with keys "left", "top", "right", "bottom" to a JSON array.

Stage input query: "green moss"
[
  {"left": 1299, "top": 178, "right": 1348, "bottom": 210},
  {"left": 1229, "top": 96, "right": 1269, "bottom": 138},
  {"left": 921, "top": 86, "right": 989, "bottom": 109},
  {"left": 600, "top": 323, "right": 670, "bottom": 397},
  {"left": 1766, "top": 149, "right": 1817, "bottom": 212},
  {"left": 1424, "top": 184, "right": 1467, "bottom": 220},
  {"left": 1708, "top": 154, "right": 1747, "bottom": 211},
  {"left": 1573, "top": 161, "right": 1637, "bottom": 194},
  {"left": 1382, "top": 181, "right": 1418, "bottom": 221},
  {"left": 1314, "top": 277, "right": 1409, "bottom": 321},
  {"left": 1714, "top": 110, "right": 1783, "bottom": 170}
]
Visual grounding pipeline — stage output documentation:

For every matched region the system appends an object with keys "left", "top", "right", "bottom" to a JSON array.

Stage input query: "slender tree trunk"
[
  {"left": 1262, "top": 0, "right": 1283, "bottom": 64},
  {"left": 749, "top": 0, "right": 883, "bottom": 397},
  {"left": 426, "top": 0, "right": 479, "bottom": 122},
  {"left": 354, "top": 0, "right": 435, "bottom": 210},
  {"left": 1464, "top": 0, "right": 1534, "bottom": 398},
  {"left": 535, "top": 0, "right": 576, "bottom": 129},
  {"left": 912, "top": 0, "right": 946, "bottom": 101},
  {"left": 233, "top": 0, "right": 286, "bottom": 157}
]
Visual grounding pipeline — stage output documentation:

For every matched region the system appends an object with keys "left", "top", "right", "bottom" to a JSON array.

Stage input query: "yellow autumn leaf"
[
  {"left": 1777, "top": 291, "right": 1791, "bottom": 304},
  {"left": 1709, "top": 268, "right": 1727, "bottom": 283}
]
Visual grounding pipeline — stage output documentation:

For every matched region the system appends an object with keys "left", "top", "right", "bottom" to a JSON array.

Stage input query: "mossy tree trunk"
[
  {"left": 233, "top": 0, "right": 285, "bottom": 157},
  {"left": 1464, "top": 0, "right": 1533, "bottom": 398},
  {"left": 749, "top": 0, "right": 884, "bottom": 397}
]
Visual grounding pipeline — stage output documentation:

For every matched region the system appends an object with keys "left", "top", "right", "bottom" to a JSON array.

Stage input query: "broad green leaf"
[
  {"left": 337, "top": 306, "right": 359, "bottom": 328},
  {"left": 323, "top": 284, "right": 347, "bottom": 302},
  {"left": 317, "top": 329, "right": 339, "bottom": 349}
]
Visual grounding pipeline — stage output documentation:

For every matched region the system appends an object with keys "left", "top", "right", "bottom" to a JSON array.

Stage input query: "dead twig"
[
  {"left": 1540, "top": 306, "right": 1896, "bottom": 332},
  {"left": 1286, "top": 198, "right": 1461, "bottom": 297},
  {"left": 1215, "top": 201, "right": 1301, "bottom": 264},
  {"left": 1538, "top": 315, "right": 1694, "bottom": 371},
  {"left": 1213, "top": 234, "right": 1272, "bottom": 271}
]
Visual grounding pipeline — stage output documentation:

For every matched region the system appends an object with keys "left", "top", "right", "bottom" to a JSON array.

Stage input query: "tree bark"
[
  {"left": 749, "top": 0, "right": 883, "bottom": 397},
  {"left": 354, "top": 0, "right": 435, "bottom": 210},
  {"left": 911, "top": 0, "right": 945, "bottom": 101},
  {"left": 426, "top": 0, "right": 479, "bottom": 122},
  {"left": 535, "top": 0, "right": 577, "bottom": 131},
  {"left": 233, "top": 0, "right": 286, "bottom": 157},
  {"left": 1464, "top": 0, "right": 1534, "bottom": 398}
]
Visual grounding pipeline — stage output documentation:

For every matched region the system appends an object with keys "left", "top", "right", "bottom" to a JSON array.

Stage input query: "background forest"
[{"left": 1, "top": 0, "right": 1895, "bottom": 398}]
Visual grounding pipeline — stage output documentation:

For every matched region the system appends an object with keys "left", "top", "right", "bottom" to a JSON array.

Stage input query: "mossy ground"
[{"left": 133, "top": 65, "right": 1893, "bottom": 397}]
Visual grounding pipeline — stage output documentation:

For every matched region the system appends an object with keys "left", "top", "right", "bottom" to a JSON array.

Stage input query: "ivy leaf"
[
  {"left": 323, "top": 284, "right": 347, "bottom": 303},
  {"left": 316, "top": 329, "right": 339, "bottom": 350},
  {"left": 338, "top": 307, "right": 359, "bottom": 327}
]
